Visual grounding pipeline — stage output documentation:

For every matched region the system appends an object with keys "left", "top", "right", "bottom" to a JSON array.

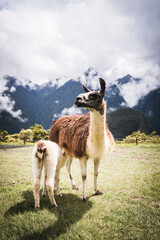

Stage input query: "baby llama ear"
[
  {"left": 82, "top": 84, "right": 91, "bottom": 93},
  {"left": 99, "top": 78, "right": 106, "bottom": 97}
]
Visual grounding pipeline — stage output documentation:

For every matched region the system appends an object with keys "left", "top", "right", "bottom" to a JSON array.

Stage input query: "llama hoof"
[
  {"left": 51, "top": 205, "right": 58, "bottom": 208},
  {"left": 35, "top": 206, "right": 40, "bottom": 210},
  {"left": 72, "top": 185, "right": 79, "bottom": 190},
  {"left": 95, "top": 190, "right": 103, "bottom": 195},
  {"left": 51, "top": 202, "right": 58, "bottom": 207},
  {"left": 58, "top": 194, "right": 62, "bottom": 197},
  {"left": 81, "top": 197, "right": 86, "bottom": 202},
  {"left": 42, "top": 193, "right": 46, "bottom": 197}
]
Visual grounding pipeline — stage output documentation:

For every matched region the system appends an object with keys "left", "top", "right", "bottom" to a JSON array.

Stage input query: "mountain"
[
  {"left": 134, "top": 88, "right": 160, "bottom": 134},
  {"left": 117, "top": 74, "right": 140, "bottom": 85},
  {"left": 0, "top": 75, "right": 87, "bottom": 133},
  {"left": 35, "top": 80, "right": 85, "bottom": 129},
  {"left": 107, "top": 108, "right": 153, "bottom": 139},
  {"left": 1, "top": 76, "right": 41, "bottom": 127},
  {"left": 106, "top": 84, "right": 126, "bottom": 110},
  {"left": 0, "top": 68, "right": 159, "bottom": 137},
  {"left": 0, "top": 111, "right": 28, "bottom": 134}
]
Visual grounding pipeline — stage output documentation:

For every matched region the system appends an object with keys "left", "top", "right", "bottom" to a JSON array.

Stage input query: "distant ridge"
[
  {"left": 134, "top": 87, "right": 160, "bottom": 134},
  {"left": 107, "top": 107, "right": 153, "bottom": 139}
]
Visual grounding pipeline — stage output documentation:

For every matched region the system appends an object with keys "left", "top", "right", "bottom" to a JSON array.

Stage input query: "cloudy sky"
[{"left": 0, "top": 0, "right": 160, "bottom": 84}]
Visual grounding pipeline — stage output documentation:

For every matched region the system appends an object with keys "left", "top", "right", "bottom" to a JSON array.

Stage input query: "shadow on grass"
[{"left": 5, "top": 190, "right": 93, "bottom": 240}]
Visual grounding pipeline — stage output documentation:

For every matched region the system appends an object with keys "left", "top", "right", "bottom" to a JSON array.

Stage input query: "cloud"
[
  {"left": 118, "top": 63, "right": 160, "bottom": 107},
  {"left": 55, "top": 76, "right": 69, "bottom": 88},
  {"left": 79, "top": 68, "right": 101, "bottom": 90},
  {"left": 0, "top": 0, "right": 159, "bottom": 86},
  {"left": 0, "top": 77, "right": 28, "bottom": 122},
  {"left": 10, "top": 86, "right": 16, "bottom": 92},
  {"left": 53, "top": 105, "right": 83, "bottom": 119}
]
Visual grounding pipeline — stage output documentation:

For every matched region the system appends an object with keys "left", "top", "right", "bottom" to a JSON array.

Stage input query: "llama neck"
[
  {"left": 90, "top": 102, "right": 106, "bottom": 139},
  {"left": 87, "top": 101, "right": 107, "bottom": 158}
]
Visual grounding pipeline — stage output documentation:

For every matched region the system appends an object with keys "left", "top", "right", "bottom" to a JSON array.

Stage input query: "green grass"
[{"left": 0, "top": 144, "right": 160, "bottom": 240}]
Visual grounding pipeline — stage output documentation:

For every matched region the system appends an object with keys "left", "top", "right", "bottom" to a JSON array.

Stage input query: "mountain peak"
[
  {"left": 117, "top": 74, "right": 140, "bottom": 85},
  {"left": 4, "top": 75, "right": 37, "bottom": 90},
  {"left": 79, "top": 67, "right": 100, "bottom": 90},
  {"left": 84, "top": 67, "right": 98, "bottom": 78},
  {"left": 4, "top": 76, "right": 17, "bottom": 87},
  {"left": 117, "top": 75, "right": 132, "bottom": 85}
]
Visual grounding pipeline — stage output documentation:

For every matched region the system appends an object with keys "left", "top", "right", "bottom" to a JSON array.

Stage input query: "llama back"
[
  {"left": 49, "top": 114, "right": 90, "bottom": 158},
  {"left": 49, "top": 113, "right": 114, "bottom": 158}
]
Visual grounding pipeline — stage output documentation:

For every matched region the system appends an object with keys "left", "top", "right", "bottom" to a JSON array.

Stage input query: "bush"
[
  {"left": 122, "top": 131, "right": 160, "bottom": 144},
  {"left": 5, "top": 133, "right": 21, "bottom": 143},
  {"left": 1, "top": 124, "right": 49, "bottom": 144},
  {"left": 30, "top": 124, "right": 49, "bottom": 142},
  {"left": 20, "top": 129, "right": 32, "bottom": 145},
  {"left": 0, "top": 130, "right": 8, "bottom": 142}
]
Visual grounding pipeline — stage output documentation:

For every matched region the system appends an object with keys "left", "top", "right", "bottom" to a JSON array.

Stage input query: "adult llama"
[{"left": 49, "top": 78, "right": 114, "bottom": 200}]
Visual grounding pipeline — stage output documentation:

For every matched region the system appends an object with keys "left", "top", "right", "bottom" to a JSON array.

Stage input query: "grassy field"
[{"left": 0, "top": 144, "right": 160, "bottom": 240}]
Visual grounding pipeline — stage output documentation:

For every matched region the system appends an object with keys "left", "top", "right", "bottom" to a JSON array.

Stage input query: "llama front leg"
[
  {"left": 80, "top": 158, "right": 87, "bottom": 201},
  {"left": 66, "top": 158, "right": 79, "bottom": 190},
  {"left": 94, "top": 158, "right": 103, "bottom": 195}
]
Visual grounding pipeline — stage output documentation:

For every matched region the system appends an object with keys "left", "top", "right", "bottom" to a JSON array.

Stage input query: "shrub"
[
  {"left": 19, "top": 129, "right": 32, "bottom": 145},
  {"left": 0, "top": 130, "right": 8, "bottom": 142},
  {"left": 30, "top": 124, "right": 49, "bottom": 142},
  {"left": 122, "top": 131, "right": 160, "bottom": 144}
]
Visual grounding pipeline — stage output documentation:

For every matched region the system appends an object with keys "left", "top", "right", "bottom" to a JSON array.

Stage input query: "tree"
[
  {"left": 0, "top": 130, "right": 8, "bottom": 142},
  {"left": 19, "top": 129, "right": 32, "bottom": 145},
  {"left": 123, "top": 131, "right": 160, "bottom": 144},
  {"left": 30, "top": 124, "right": 48, "bottom": 142}
]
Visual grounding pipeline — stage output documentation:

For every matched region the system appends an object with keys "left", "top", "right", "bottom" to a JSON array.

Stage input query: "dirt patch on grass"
[
  {"left": 0, "top": 181, "right": 16, "bottom": 187},
  {"left": 0, "top": 145, "right": 32, "bottom": 149}
]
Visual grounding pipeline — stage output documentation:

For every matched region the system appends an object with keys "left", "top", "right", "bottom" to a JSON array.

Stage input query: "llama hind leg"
[
  {"left": 55, "top": 168, "right": 62, "bottom": 197},
  {"left": 66, "top": 158, "right": 79, "bottom": 190},
  {"left": 94, "top": 158, "right": 103, "bottom": 195},
  {"left": 42, "top": 169, "right": 47, "bottom": 196},
  {"left": 46, "top": 175, "right": 57, "bottom": 207},
  {"left": 33, "top": 162, "right": 43, "bottom": 208},
  {"left": 80, "top": 158, "right": 87, "bottom": 201},
  {"left": 34, "top": 177, "right": 41, "bottom": 208}
]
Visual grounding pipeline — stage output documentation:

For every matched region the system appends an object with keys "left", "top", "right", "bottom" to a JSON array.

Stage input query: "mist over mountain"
[{"left": 0, "top": 68, "right": 159, "bottom": 137}]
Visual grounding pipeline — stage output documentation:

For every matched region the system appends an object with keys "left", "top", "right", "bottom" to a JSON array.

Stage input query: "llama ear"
[
  {"left": 99, "top": 78, "right": 106, "bottom": 97},
  {"left": 82, "top": 84, "right": 91, "bottom": 93}
]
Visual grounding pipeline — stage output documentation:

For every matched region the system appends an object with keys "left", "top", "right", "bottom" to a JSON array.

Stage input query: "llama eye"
[{"left": 89, "top": 94, "right": 98, "bottom": 100}]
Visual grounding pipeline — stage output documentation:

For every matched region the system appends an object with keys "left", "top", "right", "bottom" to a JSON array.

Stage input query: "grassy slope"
[{"left": 0, "top": 144, "right": 160, "bottom": 240}]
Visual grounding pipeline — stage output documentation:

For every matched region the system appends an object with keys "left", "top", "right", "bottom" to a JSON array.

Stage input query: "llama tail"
[{"left": 36, "top": 141, "right": 46, "bottom": 159}]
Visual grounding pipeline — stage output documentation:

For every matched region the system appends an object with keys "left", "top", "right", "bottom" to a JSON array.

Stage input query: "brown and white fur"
[
  {"left": 32, "top": 140, "right": 64, "bottom": 208},
  {"left": 49, "top": 78, "right": 114, "bottom": 200}
]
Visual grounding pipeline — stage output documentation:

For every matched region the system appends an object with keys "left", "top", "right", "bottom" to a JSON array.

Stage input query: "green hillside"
[{"left": 107, "top": 108, "right": 153, "bottom": 139}]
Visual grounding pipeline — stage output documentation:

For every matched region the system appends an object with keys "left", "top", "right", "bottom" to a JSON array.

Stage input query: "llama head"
[{"left": 75, "top": 78, "right": 106, "bottom": 114}]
